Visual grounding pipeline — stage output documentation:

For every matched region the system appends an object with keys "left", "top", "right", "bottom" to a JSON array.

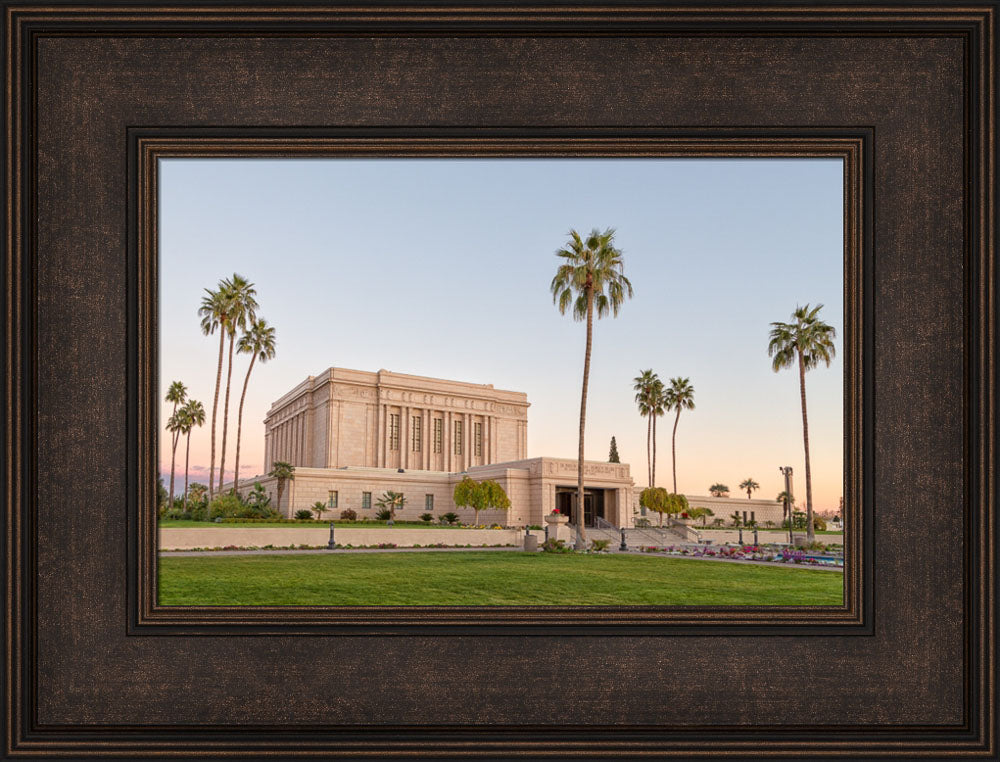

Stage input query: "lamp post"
[
  {"left": 779, "top": 466, "right": 794, "bottom": 545},
  {"left": 327, "top": 521, "right": 335, "bottom": 550},
  {"left": 620, "top": 527, "right": 628, "bottom": 552}
]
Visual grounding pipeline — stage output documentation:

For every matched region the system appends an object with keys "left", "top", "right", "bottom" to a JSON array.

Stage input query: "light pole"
[{"left": 778, "top": 466, "right": 794, "bottom": 544}]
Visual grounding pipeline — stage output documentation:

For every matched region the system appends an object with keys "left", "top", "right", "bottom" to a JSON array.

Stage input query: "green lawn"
[{"left": 157, "top": 551, "right": 844, "bottom": 606}]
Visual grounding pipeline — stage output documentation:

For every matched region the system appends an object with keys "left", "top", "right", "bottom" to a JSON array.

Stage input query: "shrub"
[
  {"left": 634, "top": 518, "right": 651, "bottom": 528},
  {"left": 439, "top": 512, "right": 459, "bottom": 525},
  {"left": 590, "top": 539, "right": 611, "bottom": 552},
  {"left": 340, "top": 509, "right": 357, "bottom": 521},
  {"left": 813, "top": 515, "right": 827, "bottom": 531},
  {"left": 375, "top": 508, "right": 392, "bottom": 521},
  {"left": 209, "top": 493, "right": 246, "bottom": 520},
  {"left": 541, "top": 538, "right": 572, "bottom": 553},
  {"left": 527, "top": 524, "right": 543, "bottom": 530},
  {"left": 294, "top": 509, "right": 314, "bottom": 520},
  {"left": 419, "top": 513, "right": 434, "bottom": 523}
]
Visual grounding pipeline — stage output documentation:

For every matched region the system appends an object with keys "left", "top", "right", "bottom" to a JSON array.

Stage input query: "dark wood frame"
[
  {"left": 3, "top": 3, "right": 996, "bottom": 759},
  {"left": 131, "top": 129, "right": 867, "bottom": 633}
]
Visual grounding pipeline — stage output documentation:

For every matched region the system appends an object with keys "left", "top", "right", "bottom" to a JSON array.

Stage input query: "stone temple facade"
[
  {"left": 253, "top": 366, "right": 788, "bottom": 529},
  {"left": 256, "top": 367, "right": 636, "bottom": 527},
  {"left": 264, "top": 367, "right": 530, "bottom": 474}
]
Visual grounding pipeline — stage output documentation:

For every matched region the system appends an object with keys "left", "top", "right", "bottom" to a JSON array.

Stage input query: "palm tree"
[
  {"left": 551, "top": 228, "right": 634, "bottom": 549},
  {"left": 768, "top": 303, "right": 837, "bottom": 541},
  {"left": 375, "top": 490, "right": 407, "bottom": 524},
  {"left": 179, "top": 399, "right": 205, "bottom": 512},
  {"left": 739, "top": 477, "right": 760, "bottom": 501},
  {"left": 165, "top": 411, "right": 184, "bottom": 509},
  {"left": 649, "top": 377, "right": 667, "bottom": 488},
  {"left": 164, "top": 380, "right": 187, "bottom": 506},
  {"left": 199, "top": 286, "right": 230, "bottom": 500},
  {"left": 664, "top": 377, "right": 695, "bottom": 494},
  {"left": 233, "top": 318, "right": 276, "bottom": 497},
  {"left": 217, "top": 274, "right": 258, "bottom": 494},
  {"left": 268, "top": 461, "right": 295, "bottom": 515},
  {"left": 632, "top": 369, "right": 658, "bottom": 486},
  {"left": 709, "top": 483, "right": 729, "bottom": 497}
]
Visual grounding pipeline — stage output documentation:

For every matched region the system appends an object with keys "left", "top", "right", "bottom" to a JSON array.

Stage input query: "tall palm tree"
[
  {"left": 551, "top": 228, "right": 633, "bottom": 549},
  {"left": 217, "top": 274, "right": 258, "bottom": 494},
  {"left": 233, "top": 318, "right": 276, "bottom": 497},
  {"left": 164, "top": 380, "right": 187, "bottom": 506},
  {"left": 180, "top": 399, "right": 205, "bottom": 512},
  {"left": 199, "top": 286, "right": 230, "bottom": 500},
  {"left": 650, "top": 376, "right": 667, "bottom": 488},
  {"left": 664, "top": 377, "right": 695, "bottom": 494},
  {"left": 632, "top": 369, "right": 658, "bottom": 486},
  {"left": 768, "top": 303, "right": 837, "bottom": 542},
  {"left": 269, "top": 461, "right": 295, "bottom": 516},
  {"left": 739, "top": 477, "right": 760, "bottom": 501}
]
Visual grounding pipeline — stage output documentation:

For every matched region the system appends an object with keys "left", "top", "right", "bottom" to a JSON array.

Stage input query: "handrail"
[{"left": 594, "top": 516, "right": 617, "bottom": 530}]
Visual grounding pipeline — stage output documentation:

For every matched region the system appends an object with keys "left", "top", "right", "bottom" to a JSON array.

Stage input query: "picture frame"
[{"left": 4, "top": 3, "right": 995, "bottom": 758}]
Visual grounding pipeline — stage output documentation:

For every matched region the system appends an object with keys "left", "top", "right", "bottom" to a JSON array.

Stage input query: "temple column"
[
  {"left": 402, "top": 405, "right": 410, "bottom": 469},
  {"left": 441, "top": 410, "right": 455, "bottom": 471}
]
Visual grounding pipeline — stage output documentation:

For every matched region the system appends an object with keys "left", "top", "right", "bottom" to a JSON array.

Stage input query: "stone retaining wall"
[{"left": 159, "top": 526, "right": 526, "bottom": 550}]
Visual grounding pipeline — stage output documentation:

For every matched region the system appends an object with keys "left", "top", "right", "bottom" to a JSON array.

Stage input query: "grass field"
[{"left": 158, "top": 551, "right": 844, "bottom": 606}]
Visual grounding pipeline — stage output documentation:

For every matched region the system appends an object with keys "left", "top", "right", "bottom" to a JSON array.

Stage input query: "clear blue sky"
[{"left": 160, "top": 158, "right": 843, "bottom": 510}]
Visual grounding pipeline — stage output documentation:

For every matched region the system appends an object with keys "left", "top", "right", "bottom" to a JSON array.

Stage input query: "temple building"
[
  {"left": 253, "top": 366, "right": 787, "bottom": 528},
  {"left": 255, "top": 367, "right": 637, "bottom": 527}
]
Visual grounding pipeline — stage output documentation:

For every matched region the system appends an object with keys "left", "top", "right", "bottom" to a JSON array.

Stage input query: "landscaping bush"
[
  {"left": 439, "top": 512, "right": 459, "bottom": 525},
  {"left": 340, "top": 509, "right": 357, "bottom": 521},
  {"left": 813, "top": 515, "right": 827, "bottom": 531},
  {"left": 590, "top": 539, "right": 611, "bottom": 552},
  {"left": 541, "top": 538, "right": 572, "bottom": 553},
  {"left": 419, "top": 513, "right": 434, "bottom": 523},
  {"left": 209, "top": 493, "right": 247, "bottom": 520},
  {"left": 375, "top": 508, "right": 392, "bottom": 521},
  {"left": 526, "top": 524, "right": 543, "bottom": 530},
  {"left": 634, "top": 518, "right": 651, "bottom": 528},
  {"left": 294, "top": 509, "right": 314, "bottom": 520}
]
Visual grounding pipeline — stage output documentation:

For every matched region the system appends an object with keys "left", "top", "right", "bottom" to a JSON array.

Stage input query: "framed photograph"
[{"left": 4, "top": 3, "right": 995, "bottom": 759}]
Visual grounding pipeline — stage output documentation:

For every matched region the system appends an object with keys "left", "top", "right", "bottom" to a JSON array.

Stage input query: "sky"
[{"left": 159, "top": 158, "right": 843, "bottom": 511}]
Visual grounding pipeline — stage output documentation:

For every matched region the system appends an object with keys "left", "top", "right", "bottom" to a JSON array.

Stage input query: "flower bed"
[{"left": 637, "top": 544, "right": 844, "bottom": 567}]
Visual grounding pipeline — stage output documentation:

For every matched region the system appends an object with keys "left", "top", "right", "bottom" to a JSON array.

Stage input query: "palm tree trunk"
[
  {"left": 168, "top": 429, "right": 179, "bottom": 510},
  {"left": 219, "top": 333, "right": 236, "bottom": 494},
  {"left": 671, "top": 408, "right": 681, "bottom": 494},
  {"left": 233, "top": 352, "right": 257, "bottom": 498},
  {"left": 575, "top": 287, "right": 593, "bottom": 548},
  {"left": 646, "top": 414, "right": 653, "bottom": 487},
  {"left": 798, "top": 350, "right": 815, "bottom": 541},
  {"left": 209, "top": 329, "right": 225, "bottom": 500},
  {"left": 182, "top": 431, "right": 191, "bottom": 512},
  {"left": 277, "top": 480, "right": 285, "bottom": 516},
  {"left": 651, "top": 415, "right": 657, "bottom": 487}
]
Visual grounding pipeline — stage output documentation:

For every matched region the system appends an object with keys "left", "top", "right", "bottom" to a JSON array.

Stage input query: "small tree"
[
  {"left": 665, "top": 493, "right": 689, "bottom": 523},
  {"left": 375, "top": 491, "right": 406, "bottom": 523},
  {"left": 699, "top": 508, "right": 715, "bottom": 526},
  {"left": 268, "top": 461, "right": 295, "bottom": 515},
  {"left": 312, "top": 501, "right": 327, "bottom": 520},
  {"left": 709, "top": 483, "right": 730, "bottom": 497},
  {"left": 608, "top": 436, "right": 621, "bottom": 463},
  {"left": 480, "top": 479, "right": 511, "bottom": 520},
  {"left": 730, "top": 511, "right": 742, "bottom": 527},
  {"left": 453, "top": 476, "right": 486, "bottom": 524},
  {"left": 639, "top": 486, "right": 670, "bottom": 527}
]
